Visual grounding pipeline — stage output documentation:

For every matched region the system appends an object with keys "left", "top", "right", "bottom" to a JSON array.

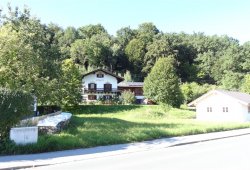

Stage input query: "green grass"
[{"left": 2, "top": 105, "right": 250, "bottom": 155}]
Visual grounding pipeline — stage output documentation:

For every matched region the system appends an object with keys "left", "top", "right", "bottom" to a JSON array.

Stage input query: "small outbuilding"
[{"left": 188, "top": 89, "right": 250, "bottom": 122}]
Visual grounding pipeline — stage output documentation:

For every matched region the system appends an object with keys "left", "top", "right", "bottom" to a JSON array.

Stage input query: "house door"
[{"left": 104, "top": 84, "right": 112, "bottom": 92}]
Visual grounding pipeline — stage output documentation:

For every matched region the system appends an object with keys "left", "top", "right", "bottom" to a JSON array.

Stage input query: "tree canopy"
[
  {"left": 1, "top": 5, "right": 250, "bottom": 106},
  {"left": 143, "top": 57, "right": 183, "bottom": 107}
]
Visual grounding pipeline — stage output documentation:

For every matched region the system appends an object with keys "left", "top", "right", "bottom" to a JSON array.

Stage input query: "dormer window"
[{"left": 97, "top": 73, "right": 104, "bottom": 78}]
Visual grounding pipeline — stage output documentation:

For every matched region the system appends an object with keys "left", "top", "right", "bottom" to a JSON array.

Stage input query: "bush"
[
  {"left": 120, "top": 90, "right": 135, "bottom": 105},
  {"left": 96, "top": 95, "right": 121, "bottom": 105},
  {"left": 0, "top": 88, "right": 33, "bottom": 140}
]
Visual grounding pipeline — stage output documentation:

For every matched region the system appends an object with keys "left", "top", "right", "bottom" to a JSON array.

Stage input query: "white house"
[
  {"left": 82, "top": 69, "right": 124, "bottom": 102},
  {"left": 188, "top": 89, "right": 250, "bottom": 122}
]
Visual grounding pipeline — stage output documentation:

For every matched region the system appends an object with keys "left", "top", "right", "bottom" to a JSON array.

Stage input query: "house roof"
[
  {"left": 188, "top": 89, "right": 250, "bottom": 107},
  {"left": 82, "top": 68, "right": 124, "bottom": 83},
  {"left": 118, "top": 81, "right": 144, "bottom": 87}
]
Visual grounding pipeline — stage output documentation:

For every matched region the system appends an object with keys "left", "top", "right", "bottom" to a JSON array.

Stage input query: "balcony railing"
[{"left": 84, "top": 88, "right": 120, "bottom": 93}]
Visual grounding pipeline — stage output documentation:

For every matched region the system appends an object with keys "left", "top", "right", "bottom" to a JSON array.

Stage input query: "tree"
[
  {"left": 241, "top": 74, "right": 250, "bottom": 94},
  {"left": 0, "top": 7, "right": 62, "bottom": 105},
  {"left": 116, "top": 26, "right": 136, "bottom": 47},
  {"left": 143, "top": 35, "right": 173, "bottom": 74},
  {"left": 143, "top": 57, "right": 183, "bottom": 107},
  {"left": 220, "top": 71, "right": 244, "bottom": 90},
  {"left": 124, "top": 70, "right": 132, "bottom": 82},
  {"left": 125, "top": 38, "right": 146, "bottom": 80},
  {"left": 59, "top": 59, "right": 81, "bottom": 106},
  {"left": 78, "top": 24, "right": 107, "bottom": 39},
  {"left": 137, "top": 22, "right": 159, "bottom": 42},
  {"left": 181, "top": 82, "right": 216, "bottom": 104},
  {"left": 58, "top": 26, "right": 78, "bottom": 58}
]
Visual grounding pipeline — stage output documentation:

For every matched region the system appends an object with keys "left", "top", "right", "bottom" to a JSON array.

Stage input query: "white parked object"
[
  {"left": 10, "top": 126, "right": 38, "bottom": 145},
  {"left": 188, "top": 89, "right": 250, "bottom": 122},
  {"left": 37, "top": 112, "right": 72, "bottom": 127}
]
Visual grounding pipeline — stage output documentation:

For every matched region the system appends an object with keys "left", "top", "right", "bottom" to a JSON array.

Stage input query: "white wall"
[
  {"left": 82, "top": 71, "right": 118, "bottom": 101},
  {"left": 196, "top": 92, "right": 250, "bottom": 122},
  {"left": 82, "top": 72, "right": 118, "bottom": 89},
  {"left": 10, "top": 127, "right": 38, "bottom": 145}
]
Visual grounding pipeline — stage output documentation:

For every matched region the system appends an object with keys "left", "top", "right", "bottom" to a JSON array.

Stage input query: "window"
[
  {"left": 223, "top": 107, "right": 228, "bottom": 112},
  {"left": 207, "top": 107, "right": 212, "bottom": 112},
  {"left": 88, "top": 83, "right": 96, "bottom": 90},
  {"left": 104, "top": 95, "right": 112, "bottom": 100},
  {"left": 88, "top": 95, "right": 97, "bottom": 100},
  {"left": 104, "top": 84, "right": 112, "bottom": 92},
  {"left": 97, "top": 73, "right": 104, "bottom": 78}
]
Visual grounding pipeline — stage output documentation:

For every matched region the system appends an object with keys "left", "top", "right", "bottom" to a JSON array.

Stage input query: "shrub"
[
  {"left": 0, "top": 88, "right": 33, "bottom": 140},
  {"left": 120, "top": 90, "right": 135, "bottom": 105}
]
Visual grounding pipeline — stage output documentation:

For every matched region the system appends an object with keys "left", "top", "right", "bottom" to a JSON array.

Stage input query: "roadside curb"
[{"left": 1, "top": 128, "right": 250, "bottom": 170}]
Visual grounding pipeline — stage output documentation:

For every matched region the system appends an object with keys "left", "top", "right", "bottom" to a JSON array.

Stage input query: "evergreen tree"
[{"left": 143, "top": 57, "right": 183, "bottom": 107}]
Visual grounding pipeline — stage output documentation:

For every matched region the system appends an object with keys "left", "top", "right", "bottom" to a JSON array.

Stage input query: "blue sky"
[{"left": 1, "top": 0, "right": 250, "bottom": 43}]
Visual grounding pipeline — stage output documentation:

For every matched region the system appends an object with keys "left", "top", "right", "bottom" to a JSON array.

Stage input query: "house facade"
[
  {"left": 82, "top": 69, "right": 124, "bottom": 102},
  {"left": 118, "top": 82, "right": 145, "bottom": 104},
  {"left": 188, "top": 89, "right": 250, "bottom": 122}
]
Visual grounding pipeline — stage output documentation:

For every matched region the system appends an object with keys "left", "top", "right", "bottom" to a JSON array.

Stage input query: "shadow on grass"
[{"left": 64, "top": 105, "right": 142, "bottom": 115}]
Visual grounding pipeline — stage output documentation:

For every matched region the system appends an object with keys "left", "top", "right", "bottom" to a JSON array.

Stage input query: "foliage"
[
  {"left": 241, "top": 74, "right": 250, "bottom": 94},
  {"left": 0, "top": 8, "right": 62, "bottom": 105},
  {"left": 1, "top": 5, "right": 250, "bottom": 108},
  {"left": 0, "top": 88, "right": 33, "bottom": 140},
  {"left": 220, "top": 71, "right": 244, "bottom": 90},
  {"left": 96, "top": 95, "right": 121, "bottom": 105},
  {"left": 2, "top": 105, "right": 250, "bottom": 155},
  {"left": 144, "top": 57, "right": 183, "bottom": 107},
  {"left": 59, "top": 59, "right": 82, "bottom": 106},
  {"left": 181, "top": 82, "right": 216, "bottom": 104},
  {"left": 120, "top": 90, "right": 136, "bottom": 105},
  {"left": 123, "top": 70, "right": 133, "bottom": 82},
  {"left": 125, "top": 38, "right": 146, "bottom": 80}
]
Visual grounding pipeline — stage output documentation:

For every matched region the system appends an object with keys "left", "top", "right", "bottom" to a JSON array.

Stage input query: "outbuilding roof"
[
  {"left": 188, "top": 89, "right": 250, "bottom": 107},
  {"left": 118, "top": 81, "right": 144, "bottom": 87},
  {"left": 82, "top": 68, "right": 124, "bottom": 83}
]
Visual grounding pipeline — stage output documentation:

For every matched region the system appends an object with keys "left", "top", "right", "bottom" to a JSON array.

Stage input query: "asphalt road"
[{"left": 31, "top": 134, "right": 250, "bottom": 170}]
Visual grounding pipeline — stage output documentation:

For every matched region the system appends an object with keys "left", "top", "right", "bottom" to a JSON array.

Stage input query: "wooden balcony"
[{"left": 84, "top": 88, "right": 120, "bottom": 93}]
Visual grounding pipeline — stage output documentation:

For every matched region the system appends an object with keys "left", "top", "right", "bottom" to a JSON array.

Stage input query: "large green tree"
[
  {"left": 0, "top": 7, "right": 62, "bottom": 105},
  {"left": 143, "top": 57, "right": 183, "bottom": 107}
]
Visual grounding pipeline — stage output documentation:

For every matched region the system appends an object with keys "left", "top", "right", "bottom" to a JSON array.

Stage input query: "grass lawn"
[{"left": 2, "top": 105, "right": 250, "bottom": 155}]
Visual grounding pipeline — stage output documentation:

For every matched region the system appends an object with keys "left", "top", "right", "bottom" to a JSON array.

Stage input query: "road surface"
[{"left": 31, "top": 134, "right": 250, "bottom": 170}]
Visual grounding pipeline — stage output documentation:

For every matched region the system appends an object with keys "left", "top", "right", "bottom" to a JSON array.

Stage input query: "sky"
[{"left": 1, "top": 0, "right": 250, "bottom": 43}]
